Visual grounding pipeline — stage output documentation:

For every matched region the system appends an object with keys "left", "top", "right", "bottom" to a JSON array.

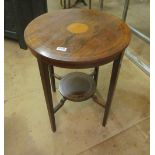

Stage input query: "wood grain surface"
[{"left": 24, "top": 9, "right": 131, "bottom": 68}]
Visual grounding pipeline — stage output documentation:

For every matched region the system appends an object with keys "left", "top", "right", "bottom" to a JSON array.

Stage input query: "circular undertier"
[{"left": 59, "top": 72, "right": 96, "bottom": 102}]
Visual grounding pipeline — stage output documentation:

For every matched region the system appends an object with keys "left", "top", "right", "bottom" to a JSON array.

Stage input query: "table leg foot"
[
  {"left": 102, "top": 53, "right": 124, "bottom": 126},
  {"left": 38, "top": 60, "right": 56, "bottom": 132}
]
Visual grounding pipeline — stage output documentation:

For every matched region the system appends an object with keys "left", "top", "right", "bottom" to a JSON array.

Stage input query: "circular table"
[{"left": 24, "top": 9, "right": 131, "bottom": 132}]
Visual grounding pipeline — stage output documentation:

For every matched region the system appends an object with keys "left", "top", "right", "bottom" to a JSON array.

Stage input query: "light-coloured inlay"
[{"left": 67, "top": 23, "right": 88, "bottom": 34}]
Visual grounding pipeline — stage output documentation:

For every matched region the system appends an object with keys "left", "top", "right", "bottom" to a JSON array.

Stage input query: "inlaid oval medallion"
[{"left": 67, "top": 23, "right": 88, "bottom": 34}]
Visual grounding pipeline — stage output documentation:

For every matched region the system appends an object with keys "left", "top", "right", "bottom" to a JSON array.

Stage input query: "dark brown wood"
[
  {"left": 37, "top": 59, "right": 56, "bottom": 132},
  {"left": 59, "top": 72, "right": 96, "bottom": 102},
  {"left": 102, "top": 52, "right": 124, "bottom": 126},
  {"left": 24, "top": 9, "right": 131, "bottom": 68},
  {"left": 54, "top": 97, "right": 66, "bottom": 113},
  {"left": 49, "top": 65, "right": 56, "bottom": 92},
  {"left": 94, "top": 67, "right": 99, "bottom": 86},
  {"left": 24, "top": 9, "right": 131, "bottom": 131}
]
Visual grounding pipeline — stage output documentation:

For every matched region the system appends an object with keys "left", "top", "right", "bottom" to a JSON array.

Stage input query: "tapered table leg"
[
  {"left": 103, "top": 53, "right": 123, "bottom": 126},
  {"left": 37, "top": 60, "right": 56, "bottom": 132},
  {"left": 49, "top": 65, "right": 56, "bottom": 92}
]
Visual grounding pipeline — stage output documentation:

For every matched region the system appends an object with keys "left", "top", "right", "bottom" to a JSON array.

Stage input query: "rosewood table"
[{"left": 24, "top": 9, "right": 131, "bottom": 132}]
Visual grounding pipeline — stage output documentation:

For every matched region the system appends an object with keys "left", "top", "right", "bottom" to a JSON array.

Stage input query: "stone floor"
[{"left": 5, "top": 0, "right": 150, "bottom": 154}]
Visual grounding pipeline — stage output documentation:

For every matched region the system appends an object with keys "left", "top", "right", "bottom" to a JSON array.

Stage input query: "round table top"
[{"left": 24, "top": 9, "right": 131, "bottom": 68}]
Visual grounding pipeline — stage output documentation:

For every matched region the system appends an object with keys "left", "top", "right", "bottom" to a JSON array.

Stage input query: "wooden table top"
[{"left": 24, "top": 9, "right": 131, "bottom": 68}]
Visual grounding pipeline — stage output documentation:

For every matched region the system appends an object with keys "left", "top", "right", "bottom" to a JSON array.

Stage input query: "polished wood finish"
[
  {"left": 49, "top": 65, "right": 56, "bottom": 92},
  {"left": 24, "top": 9, "right": 131, "bottom": 132},
  {"left": 37, "top": 60, "right": 56, "bottom": 132},
  {"left": 59, "top": 72, "right": 96, "bottom": 102},
  {"left": 24, "top": 9, "right": 131, "bottom": 69},
  {"left": 103, "top": 52, "right": 124, "bottom": 126}
]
